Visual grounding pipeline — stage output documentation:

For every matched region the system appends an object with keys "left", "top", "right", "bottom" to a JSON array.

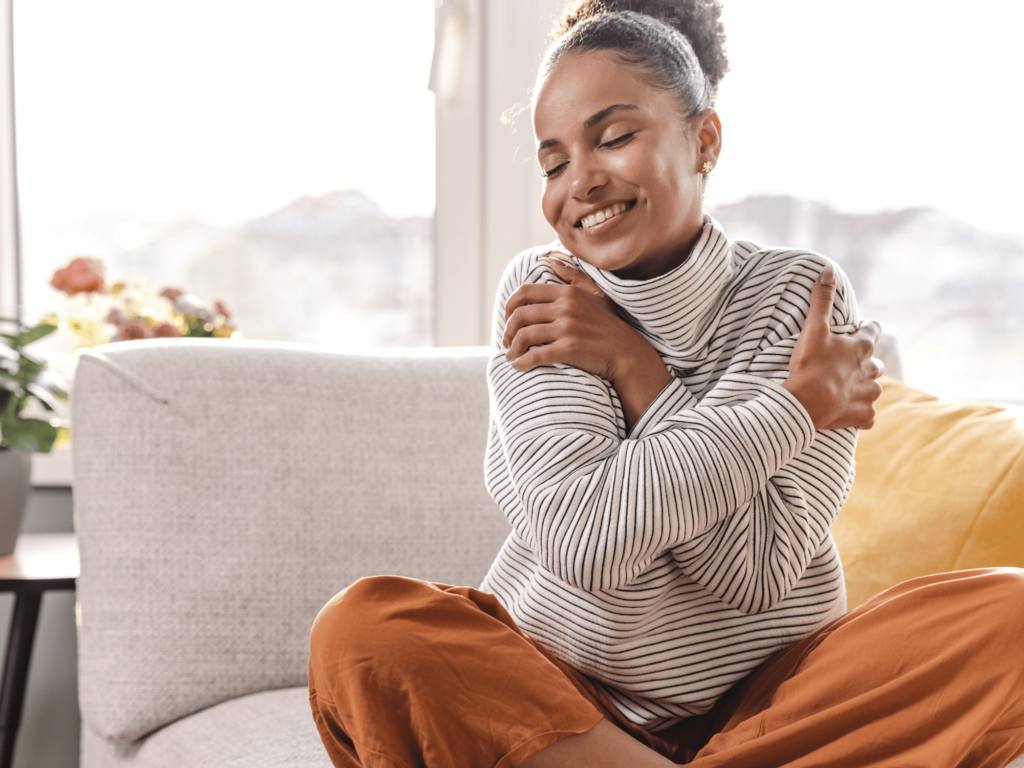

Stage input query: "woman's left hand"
[{"left": 503, "top": 258, "right": 672, "bottom": 429}]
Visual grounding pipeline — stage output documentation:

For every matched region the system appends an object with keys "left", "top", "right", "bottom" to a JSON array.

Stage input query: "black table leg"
[{"left": 0, "top": 590, "right": 42, "bottom": 768}]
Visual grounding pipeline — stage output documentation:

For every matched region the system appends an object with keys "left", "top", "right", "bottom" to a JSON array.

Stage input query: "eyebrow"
[{"left": 537, "top": 103, "right": 640, "bottom": 152}]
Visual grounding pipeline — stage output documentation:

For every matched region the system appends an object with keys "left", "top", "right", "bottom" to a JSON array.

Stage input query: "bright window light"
[{"left": 14, "top": 0, "right": 436, "bottom": 350}]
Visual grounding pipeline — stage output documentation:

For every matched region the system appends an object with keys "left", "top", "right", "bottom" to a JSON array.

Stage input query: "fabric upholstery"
[
  {"left": 833, "top": 376, "right": 1024, "bottom": 609},
  {"left": 79, "top": 687, "right": 330, "bottom": 767},
  {"left": 73, "top": 340, "right": 510, "bottom": 742},
  {"left": 76, "top": 334, "right": 1024, "bottom": 768}
]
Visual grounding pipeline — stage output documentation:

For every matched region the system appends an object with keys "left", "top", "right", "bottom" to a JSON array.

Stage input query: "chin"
[{"left": 564, "top": 237, "right": 644, "bottom": 275}]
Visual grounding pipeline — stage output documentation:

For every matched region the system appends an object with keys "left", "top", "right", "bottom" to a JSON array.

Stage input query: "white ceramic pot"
[{"left": 0, "top": 448, "right": 31, "bottom": 556}]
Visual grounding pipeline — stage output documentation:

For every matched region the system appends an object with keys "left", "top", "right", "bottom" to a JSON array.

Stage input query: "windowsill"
[{"left": 31, "top": 443, "right": 73, "bottom": 488}]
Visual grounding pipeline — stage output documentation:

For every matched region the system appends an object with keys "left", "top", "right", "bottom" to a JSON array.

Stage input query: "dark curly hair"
[{"left": 544, "top": 0, "right": 729, "bottom": 120}]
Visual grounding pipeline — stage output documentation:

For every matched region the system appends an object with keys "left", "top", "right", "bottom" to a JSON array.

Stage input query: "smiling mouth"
[{"left": 575, "top": 200, "right": 636, "bottom": 229}]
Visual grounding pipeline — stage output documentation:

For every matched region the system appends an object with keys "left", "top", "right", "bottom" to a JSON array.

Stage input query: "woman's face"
[{"left": 533, "top": 51, "right": 719, "bottom": 281}]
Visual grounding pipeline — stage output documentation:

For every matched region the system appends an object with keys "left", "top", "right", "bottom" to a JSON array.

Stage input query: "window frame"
[
  {"left": 432, "top": 0, "right": 560, "bottom": 346},
  {"left": 0, "top": 0, "right": 19, "bottom": 328}
]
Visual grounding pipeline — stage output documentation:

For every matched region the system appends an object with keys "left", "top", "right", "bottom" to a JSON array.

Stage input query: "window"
[
  {"left": 10, "top": 0, "right": 1017, "bottom": 402},
  {"left": 14, "top": 0, "right": 435, "bottom": 351},
  {"left": 707, "top": 0, "right": 1024, "bottom": 403}
]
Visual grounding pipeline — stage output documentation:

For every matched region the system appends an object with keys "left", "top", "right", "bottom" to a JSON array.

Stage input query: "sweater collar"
[{"left": 544, "top": 216, "right": 738, "bottom": 363}]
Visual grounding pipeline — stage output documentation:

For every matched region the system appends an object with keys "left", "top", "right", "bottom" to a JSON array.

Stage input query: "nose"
[{"left": 568, "top": 154, "right": 608, "bottom": 200}]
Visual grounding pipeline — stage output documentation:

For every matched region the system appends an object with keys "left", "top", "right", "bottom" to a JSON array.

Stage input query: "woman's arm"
[
  {"left": 503, "top": 259, "right": 883, "bottom": 432},
  {"left": 502, "top": 258, "right": 672, "bottom": 430},
  {"left": 488, "top": 251, "right": 873, "bottom": 611}
]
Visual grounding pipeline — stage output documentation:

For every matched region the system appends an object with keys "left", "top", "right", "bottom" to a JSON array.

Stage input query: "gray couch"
[{"left": 71, "top": 338, "right": 1023, "bottom": 768}]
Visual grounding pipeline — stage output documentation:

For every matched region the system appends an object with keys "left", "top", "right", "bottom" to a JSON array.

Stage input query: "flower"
[
  {"left": 153, "top": 322, "right": 181, "bottom": 338},
  {"left": 117, "top": 319, "right": 151, "bottom": 341},
  {"left": 49, "top": 257, "right": 106, "bottom": 296},
  {"left": 159, "top": 287, "right": 184, "bottom": 302},
  {"left": 48, "top": 256, "right": 238, "bottom": 347}
]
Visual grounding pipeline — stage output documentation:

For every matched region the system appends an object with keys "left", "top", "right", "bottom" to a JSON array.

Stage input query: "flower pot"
[{"left": 0, "top": 449, "right": 31, "bottom": 556}]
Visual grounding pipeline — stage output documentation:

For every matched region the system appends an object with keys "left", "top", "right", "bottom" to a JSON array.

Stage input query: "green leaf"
[
  {"left": 0, "top": 415, "right": 58, "bottom": 453},
  {"left": 17, "top": 355, "right": 43, "bottom": 377},
  {"left": 9, "top": 323, "right": 58, "bottom": 350}
]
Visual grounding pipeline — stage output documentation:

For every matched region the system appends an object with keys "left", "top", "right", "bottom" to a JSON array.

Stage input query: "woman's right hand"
[{"left": 782, "top": 267, "right": 884, "bottom": 431}]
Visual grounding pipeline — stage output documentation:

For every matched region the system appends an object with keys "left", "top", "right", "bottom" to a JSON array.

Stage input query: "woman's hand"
[
  {"left": 503, "top": 257, "right": 672, "bottom": 429},
  {"left": 782, "top": 267, "right": 885, "bottom": 431}
]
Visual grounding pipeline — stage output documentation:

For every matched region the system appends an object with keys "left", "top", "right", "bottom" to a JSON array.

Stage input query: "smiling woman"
[{"left": 306, "top": 1, "right": 1024, "bottom": 766}]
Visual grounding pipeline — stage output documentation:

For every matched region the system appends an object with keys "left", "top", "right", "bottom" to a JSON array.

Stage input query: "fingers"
[
  {"left": 821, "top": 372, "right": 885, "bottom": 431},
  {"left": 545, "top": 257, "right": 606, "bottom": 298},
  {"left": 504, "top": 283, "right": 565, "bottom": 320},
  {"left": 503, "top": 302, "right": 557, "bottom": 350},
  {"left": 856, "top": 318, "right": 883, "bottom": 344},
  {"left": 803, "top": 266, "right": 837, "bottom": 338},
  {"left": 868, "top": 356, "right": 885, "bottom": 379},
  {"left": 544, "top": 257, "right": 581, "bottom": 284},
  {"left": 510, "top": 337, "right": 580, "bottom": 372}
]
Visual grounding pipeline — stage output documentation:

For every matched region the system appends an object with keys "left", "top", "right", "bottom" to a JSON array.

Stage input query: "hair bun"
[{"left": 553, "top": 0, "right": 728, "bottom": 91}]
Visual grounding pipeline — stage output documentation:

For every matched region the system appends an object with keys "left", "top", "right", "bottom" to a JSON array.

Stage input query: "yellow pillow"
[{"left": 833, "top": 376, "right": 1024, "bottom": 609}]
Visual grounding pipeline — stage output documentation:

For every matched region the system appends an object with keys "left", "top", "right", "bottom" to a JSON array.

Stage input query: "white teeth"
[{"left": 581, "top": 202, "right": 630, "bottom": 229}]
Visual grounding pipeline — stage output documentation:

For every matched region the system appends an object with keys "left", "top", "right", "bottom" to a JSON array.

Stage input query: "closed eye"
[
  {"left": 602, "top": 132, "right": 635, "bottom": 149},
  {"left": 542, "top": 162, "right": 568, "bottom": 179}
]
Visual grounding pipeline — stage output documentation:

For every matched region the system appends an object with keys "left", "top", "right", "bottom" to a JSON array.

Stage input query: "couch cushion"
[
  {"left": 79, "top": 687, "right": 1024, "bottom": 768},
  {"left": 833, "top": 377, "right": 1024, "bottom": 609},
  {"left": 81, "top": 687, "right": 331, "bottom": 768},
  {"left": 73, "top": 341, "right": 510, "bottom": 742}
]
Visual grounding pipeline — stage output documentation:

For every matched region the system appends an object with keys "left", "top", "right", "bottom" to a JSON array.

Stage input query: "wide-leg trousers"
[{"left": 308, "top": 568, "right": 1024, "bottom": 768}]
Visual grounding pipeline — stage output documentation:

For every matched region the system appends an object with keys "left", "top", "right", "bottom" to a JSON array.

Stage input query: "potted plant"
[{"left": 0, "top": 319, "right": 68, "bottom": 555}]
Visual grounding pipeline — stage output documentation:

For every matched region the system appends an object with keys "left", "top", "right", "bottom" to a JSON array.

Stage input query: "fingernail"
[
  {"left": 541, "top": 252, "right": 578, "bottom": 270},
  {"left": 818, "top": 266, "right": 836, "bottom": 286},
  {"left": 509, "top": 358, "right": 519, "bottom": 370}
]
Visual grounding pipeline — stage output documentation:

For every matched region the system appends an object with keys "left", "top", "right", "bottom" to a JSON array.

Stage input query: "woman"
[{"left": 308, "top": 2, "right": 1024, "bottom": 766}]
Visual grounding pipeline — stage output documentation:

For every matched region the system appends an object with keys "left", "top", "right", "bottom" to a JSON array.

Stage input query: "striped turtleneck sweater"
[{"left": 480, "top": 216, "right": 860, "bottom": 731}]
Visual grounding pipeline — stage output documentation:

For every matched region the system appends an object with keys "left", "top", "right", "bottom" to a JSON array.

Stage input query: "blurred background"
[{"left": 9, "top": 0, "right": 1023, "bottom": 401}]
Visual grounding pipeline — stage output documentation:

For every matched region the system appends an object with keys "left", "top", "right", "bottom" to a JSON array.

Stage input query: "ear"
[{"left": 695, "top": 108, "right": 722, "bottom": 171}]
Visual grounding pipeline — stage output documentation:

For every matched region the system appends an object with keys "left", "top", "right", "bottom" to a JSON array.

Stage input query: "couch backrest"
[
  {"left": 73, "top": 340, "right": 509, "bottom": 742},
  {"left": 74, "top": 332, "right": 905, "bottom": 744}
]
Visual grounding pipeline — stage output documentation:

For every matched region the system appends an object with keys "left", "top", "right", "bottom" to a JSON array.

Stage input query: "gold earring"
[{"left": 701, "top": 161, "right": 715, "bottom": 174}]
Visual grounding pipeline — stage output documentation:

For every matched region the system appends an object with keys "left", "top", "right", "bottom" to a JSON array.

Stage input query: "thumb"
[
  {"left": 544, "top": 256, "right": 580, "bottom": 283},
  {"left": 805, "top": 266, "right": 837, "bottom": 336},
  {"left": 546, "top": 258, "right": 605, "bottom": 297}
]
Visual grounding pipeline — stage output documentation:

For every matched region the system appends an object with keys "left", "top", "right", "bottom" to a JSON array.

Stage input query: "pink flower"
[
  {"left": 117, "top": 319, "right": 150, "bottom": 341},
  {"left": 50, "top": 257, "right": 105, "bottom": 296},
  {"left": 153, "top": 322, "right": 181, "bottom": 338},
  {"left": 213, "top": 299, "right": 231, "bottom": 319},
  {"left": 105, "top": 308, "right": 124, "bottom": 326},
  {"left": 159, "top": 287, "right": 184, "bottom": 302}
]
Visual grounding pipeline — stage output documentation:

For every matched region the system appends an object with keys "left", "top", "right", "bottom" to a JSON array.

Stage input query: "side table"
[{"left": 0, "top": 534, "right": 78, "bottom": 768}]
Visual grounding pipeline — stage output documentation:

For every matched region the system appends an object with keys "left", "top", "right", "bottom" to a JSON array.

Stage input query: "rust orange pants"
[{"left": 308, "top": 568, "right": 1024, "bottom": 768}]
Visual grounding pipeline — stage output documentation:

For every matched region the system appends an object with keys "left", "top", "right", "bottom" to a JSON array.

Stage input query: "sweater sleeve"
[{"left": 486, "top": 249, "right": 859, "bottom": 612}]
